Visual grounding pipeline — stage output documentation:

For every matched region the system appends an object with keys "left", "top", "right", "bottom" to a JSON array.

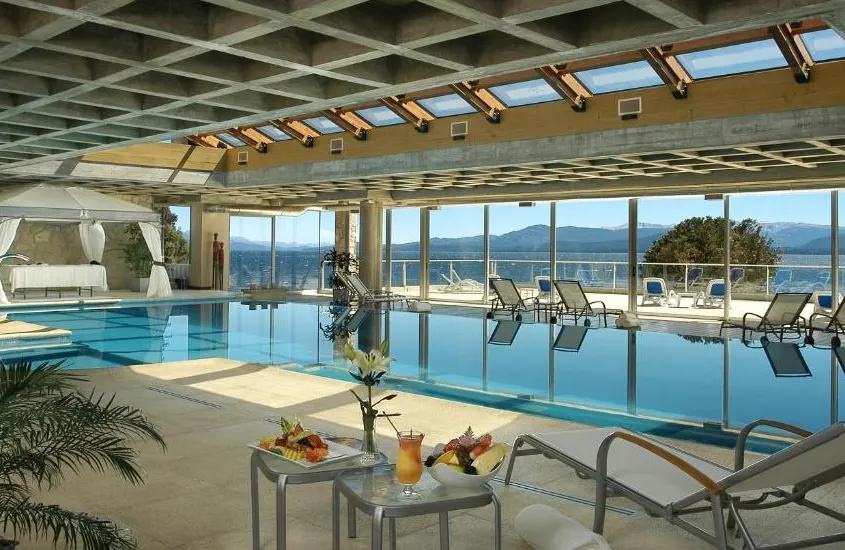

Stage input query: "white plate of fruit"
[{"left": 424, "top": 427, "right": 509, "bottom": 488}]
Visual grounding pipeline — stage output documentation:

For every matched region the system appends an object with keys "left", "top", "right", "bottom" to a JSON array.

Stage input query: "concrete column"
[
  {"left": 832, "top": 191, "right": 839, "bottom": 310},
  {"left": 188, "top": 203, "right": 229, "bottom": 290},
  {"left": 420, "top": 208, "right": 431, "bottom": 299},
  {"left": 724, "top": 197, "right": 731, "bottom": 321},
  {"left": 334, "top": 210, "right": 358, "bottom": 256},
  {"left": 358, "top": 200, "right": 383, "bottom": 292},
  {"left": 628, "top": 199, "right": 638, "bottom": 313},
  {"left": 483, "top": 205, "right": 490, "bottom": 303},
  {"left": 385, "top": 209, "right": 393, "bottom": 290}
]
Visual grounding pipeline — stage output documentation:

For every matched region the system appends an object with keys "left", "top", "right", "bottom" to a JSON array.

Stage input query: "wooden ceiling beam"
[
  {"left": 449, "top": 82, "right": 501, "bottom": 123},
  {"left": 770, "top": 23, "right": 812, "bottom": 83},
  {"left": 537, "top": 66, "right": 587, "bottom": 111},
  {"left": 267, "top": 120, "right": 314, "bottom": 148},
  {"left": 379, "top": 97, "right": 430, "bottom": 133},
  {"left": 641, "top": 46, "right": 688, "bottom": 99},
  {"left": 321, "top": 108, "right": 367, "bottom": 140}
]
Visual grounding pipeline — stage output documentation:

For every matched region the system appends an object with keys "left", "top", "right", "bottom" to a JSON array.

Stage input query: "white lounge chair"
[
  {"left": 505, "top": 420, "right": 845, "bottom": 550},
  {"left": 338, "top": 271, "right": 407, "bottom": 309},
  {"left": 720, "top": 292, "right": 811, "bottom": 340},
  {"left": 698, "top": 278, "right": 726, "bottom": 308},
  {"left": 641, "top": 277, "right": 668, "bottom": 306}
]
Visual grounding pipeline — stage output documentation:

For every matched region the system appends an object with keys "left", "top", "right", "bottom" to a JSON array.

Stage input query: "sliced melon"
[{"left": 471, "top": 443, "right": 508, "bottom": 475}]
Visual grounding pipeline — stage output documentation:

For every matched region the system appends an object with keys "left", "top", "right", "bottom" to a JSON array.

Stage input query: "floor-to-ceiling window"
[
  {"left": 555, "top": 199, "right": 629, "bottom": 311},
  {"left": 229, "top": 216, "right": 271, "bottom": 290},
  {"left": 167, "top": 205, "right": 191, "bottom": 263},
  {"left": 390, "top": 208, "right": 421, "bottom": 297},
  {"left": 729, "top": 191, "right": 830, "bottom": 319},
  {"left": 428, "top": 205, "right": 485, "bottom": 302},
  {"left": 489, "top": 202, "right": 551, "bottom": 291},
  {"left": 636, "top": 196, "right": 725, "bottom": 316},
  {"left": 274, "top": 211, "right": 334, "bottom": 291}
]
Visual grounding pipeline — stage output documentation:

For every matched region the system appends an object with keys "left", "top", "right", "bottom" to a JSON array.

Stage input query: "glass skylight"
[
  {"left": 489, "top": 78, "right": 561, "bottom": 107},
  {"left": 256, "top": 124, "right": 291, "bottom": 141},
  {"left": 417, "top": 93, "right": 476, "bottom": 117},
  {"left": 356, "top": 106, "right": 405, "bottom": 126},
  {"left": 676, "top": 39, "right": 787, "bottom": 79},
  {"left": 217, "top": 133, "right": 245, "bottom": 147},
  {"left": 302, "top": 116, "right": 344, "bottom": 134},
  {"left": 574, "top": 61, "right": 663, "bottom": 94},
  {"left": 801, "top": 29, "right": 845, "bottom": 62}
]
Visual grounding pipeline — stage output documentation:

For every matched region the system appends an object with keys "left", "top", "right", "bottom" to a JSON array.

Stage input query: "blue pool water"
[{"left": 4, "top": 300, "right": 844, "bottom": 447}]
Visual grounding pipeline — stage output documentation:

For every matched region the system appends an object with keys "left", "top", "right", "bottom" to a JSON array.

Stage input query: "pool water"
[{"left": 4, "top": 301, "right": 844, "bottom": 445}]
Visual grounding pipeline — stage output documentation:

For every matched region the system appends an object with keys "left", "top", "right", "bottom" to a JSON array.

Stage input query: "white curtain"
[
  {"left": 138, "top": 222, "right": 172, "bottom": 299},
  {"left": 0, "top": 218, "right": 21, "bottom": 304},
  {"left": 78, "top": 221, "right": 105, "bottom": 264}
]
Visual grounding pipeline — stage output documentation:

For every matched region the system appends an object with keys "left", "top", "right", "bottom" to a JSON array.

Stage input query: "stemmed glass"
[{"left": 395, "top": 430, "right": 424, "bottom": 498}]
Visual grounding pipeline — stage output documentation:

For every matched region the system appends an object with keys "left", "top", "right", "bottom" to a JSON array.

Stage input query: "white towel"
[{"left": 515, "top": 504, "right": 611, "bottom": 550}]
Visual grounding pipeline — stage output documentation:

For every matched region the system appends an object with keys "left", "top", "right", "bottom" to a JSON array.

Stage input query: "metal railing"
[{"left": 318, "top": 258, "right": 839, "bottom": 297}]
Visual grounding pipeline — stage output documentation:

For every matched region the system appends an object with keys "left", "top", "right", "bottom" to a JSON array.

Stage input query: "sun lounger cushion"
[
  {"left": 533, "top": 428, "right": 732, "bottom": 506},
  {"left": 515, "top": 505, "right": 611, "bottom": 550}
]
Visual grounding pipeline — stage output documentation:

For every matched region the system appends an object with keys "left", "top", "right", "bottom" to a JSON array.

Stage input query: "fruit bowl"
[{"left": 426, "top": 459, "right": 504, "bottom": 488}]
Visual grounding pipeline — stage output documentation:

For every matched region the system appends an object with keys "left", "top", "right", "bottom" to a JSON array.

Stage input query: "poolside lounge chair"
[
  {"left": 699, "top": 278, "right": 725, "bottom": 308},
  {"left": 440, "top": 267, "right": 483, "bottom": 293},
  {"left": 535, "top": 276, "right": 554, "bottom": 302},
  {"left": 730, "top": 267, "right": 745, "bottom": 287},
  {"left": 807, "top": 294, "right": 845, "bottom": 347},
  {"left": 553, "top": 280, "right": 620, "bottom": 327},
  {"left": 676, "top": 266, "right": 703, "bottom": 289},
  {"left": 339, "top": 271, "right": 407, "bottom": 309},
  {"left": 719, "top": 292, "right": 811, "bottom": 340},
  {"left": 576, "top": 269, "right": 601, "bottom": 288},
  {"left": 504, "top": 420, "right": 845, "bottom": 550},
  {"left": 770, "top": 269, "right": 793, "bottom": 293},
  {"left": 487, "top": 277, "right": 533, "bottom": 321},
  {"left": 641, "top": 277, "right": 668, "bottom": 306}
]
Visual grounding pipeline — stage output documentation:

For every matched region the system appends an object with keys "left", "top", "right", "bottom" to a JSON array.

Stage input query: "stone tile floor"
[{"left": 23, "top": 358, "right": 845, "bottom": 549}]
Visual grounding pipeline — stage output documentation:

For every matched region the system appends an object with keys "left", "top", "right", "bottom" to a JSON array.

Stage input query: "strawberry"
[
  {"left": 443, "top": 438, "right": 460, "bottom": 451},
  {"left": 306, "top": 447, "right": 328, "bottom": 463},
  {"left": 470, "top": 434, "right": 493, "bottom": 459},
  {"left": 306, "top": 434, "right": 327, "bottom": 449}
]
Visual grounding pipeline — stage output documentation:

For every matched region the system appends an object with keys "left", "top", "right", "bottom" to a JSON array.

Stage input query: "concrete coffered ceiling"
[{"left": 1, "top": 0, "right": 845, "bottom": 169}]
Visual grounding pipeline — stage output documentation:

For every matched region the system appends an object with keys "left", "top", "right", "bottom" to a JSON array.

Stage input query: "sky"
[{"left": 169, "top": 190, "right": 841, "bottom": 246}]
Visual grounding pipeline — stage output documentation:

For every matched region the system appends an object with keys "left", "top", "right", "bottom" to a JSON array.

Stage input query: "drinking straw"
[{"left": 384, "top": 414, "right": 401, "bottom": 436}]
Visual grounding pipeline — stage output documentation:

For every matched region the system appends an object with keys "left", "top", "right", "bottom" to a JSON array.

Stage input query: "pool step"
[{"left": 0, "top": 334, "right": 72, "bottom": 353}]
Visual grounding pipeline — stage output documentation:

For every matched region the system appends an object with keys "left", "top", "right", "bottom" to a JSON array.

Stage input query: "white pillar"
[
  {"left": 483, "top": 205, "right": 490, "bottom": 303},
  {"left": 628, "top": 199, "right": 638, "bottom": 313},
  {"left": 724, "top": 196, "right": 731, "bottom": 321},
  {"left": 420, "top": 207, "right": 430, "bottom": 299}
]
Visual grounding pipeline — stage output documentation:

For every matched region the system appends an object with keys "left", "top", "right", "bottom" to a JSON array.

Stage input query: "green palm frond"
[
  {"left": 0, "top": 494, "right": 135, "bottom": 550},
  {"left": 0, "top": 360, "right": 165, "bottom": 550}
]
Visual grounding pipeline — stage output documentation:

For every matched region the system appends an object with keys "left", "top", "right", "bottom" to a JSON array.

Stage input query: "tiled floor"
[{"left": 23, "top": 358, "right": 845, "bottom": 550}]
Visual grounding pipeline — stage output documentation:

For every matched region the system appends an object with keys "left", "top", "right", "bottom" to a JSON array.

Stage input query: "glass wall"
[
  {"left": 389, "top": 208, "right": 421, "bottom": 297},
  {"left": 274, "top": 211, "right": 334, "bottom": 291},
  {"left": 555, "top": 199, "right": 629, "bottom": 309},
  {"left": 167, "top": 205, "right": 191, "bottom": 263},
  {"left": 489, "top": 202, "right": 551, "bottom": 289},
  {"left": 229, "top": 216, "right": 271, "bottom": 290},
  {"left": 729, "top": 191, "right": 830, "bottom": 319},
  {"left": 429, "top": 205, "right": 485, "bottom": 301},
  {"left": 636, "top": 196, "right": 725, "bottom": 316}
]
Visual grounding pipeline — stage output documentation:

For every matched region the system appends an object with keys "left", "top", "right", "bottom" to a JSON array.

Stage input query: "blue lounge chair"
[
  {"left": 641, "top": 277, "right": 668, "bottom": 306},
  {"left": 729, "top": 267, "right": 745, "bottom": 286},
  {"left": 677, "top": 266, "right": 703, "bottom": 288},
  {"left": 770, "top": 269, "right": 793, "bottom": 293},
  {"left": 701, "top": 278, "right": 725, "bottom": 308},
  {"left": 576, "top": 269, "right": 601, "bottom": 288}
]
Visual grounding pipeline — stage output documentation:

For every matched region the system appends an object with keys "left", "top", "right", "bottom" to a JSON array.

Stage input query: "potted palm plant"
[
  {"left": 122, "top": 230, "right": 152, "bottom": 293},
  {"left": 324, "top": 248, "right": 357, "bottom": 306},
  {"left": 0, "top": 360, "right": 165, "bottom": 549}
]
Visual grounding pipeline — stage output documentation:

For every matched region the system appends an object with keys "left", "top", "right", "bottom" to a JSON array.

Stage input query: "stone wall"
[{"left": 9, "top": 194, "right": 155, "bottom": 291}]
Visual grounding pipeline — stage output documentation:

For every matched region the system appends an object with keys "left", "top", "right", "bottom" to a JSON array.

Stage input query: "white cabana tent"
[{"left": 0, "top": 184, "right": 172, "bottom": 302}]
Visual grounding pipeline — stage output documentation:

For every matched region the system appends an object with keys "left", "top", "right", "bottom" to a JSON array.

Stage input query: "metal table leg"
[
  {"left": 372, "top": 507, "right": 384, "bottom": 550},
  {"left": 492, "top": 492, "right": 502, "bottom": 550},
  {"left": 276, "top": 475, "right": 288, "bottom": 550},
  {"left": 348, "top": 499, "right": 357, "bottom": 538},
  {"left": 439, "top": 512, "right": 450, "bottom": 549},
  {"left": 250, "top": 453, "right": 260, "bottom": 550},
  {"left": 388, "top": 518, "right": 396, "bottom": 550},
  {"left": 332, "top": 481, "right": 341, "bottom": 550}
]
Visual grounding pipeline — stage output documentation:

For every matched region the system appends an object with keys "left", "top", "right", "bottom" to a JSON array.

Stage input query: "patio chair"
[
  {"left": 339, "top": 271, "right": 407, "bottom": 309},
  {"left": 641, "top": 277, "right": 668, "bottom": 306},
  {"left": 730, "top": 267, "right": 745, "bottom": 287},
  {"left": 552, "top": 279, "right": 621, "bottom": 327},
  {"left": 576, "top": 269, "right": 601, "bottom": 288},
  {"left": 770, "top": 269, "right": 793, "bottom": 293},
  {"left": 699, "top": 278, "right": 725, "bottom": 308},
  {"left": 676, "top": 266, "right": 703, "bottom": 288},
  {"left": 486, "top": 277, "right": 533, "bottom": 321},
  {"left": 806, "top": 294, "right": 845, "bottom": 347},
  {"left": 504, "top": 420, "right": 845, "bottom": 550},
  {"left": 535, "top": 276, "right": 554, "bottom": 302},
  {"left": 440, "top": 267, "right": 483, "bottom": 293},
  {"left": 719, "top": 292, "right": 811, "bottom": 340}
]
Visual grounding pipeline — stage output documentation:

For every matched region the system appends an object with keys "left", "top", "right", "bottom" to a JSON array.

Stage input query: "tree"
[
  {"left": 123, "top": 208, "right": 190, "bottom": 277},
  {"left": 644, "top": 216, "right": 780, "bottom": 267},
  {"left": 0, "top": 360, "right": 165, "bottom": 549}
]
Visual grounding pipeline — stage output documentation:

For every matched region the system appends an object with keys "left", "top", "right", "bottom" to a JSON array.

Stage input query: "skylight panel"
[
  {"left": 356, "top": 106, "right": 405, "bottom": 126},
  {"left": 217, "top": 133, "right": 245, "bottom": 147},
  {"left": 417, "top": 93, "right": 476, "bottom": 117},
  {"left": 489, "top": 78, "right": 561, "bottom": 107},
  {"left": 574, "top": 61, "right": 662, "bottom": 94},
  {"left": 676, "top": 39, "right": 787, "bottom": 79},
  {"left": 302, "top": 116, "right": 344, "bottom": 134},
  {"left": 256, "top": 125, "right": 291, "bottom": 141},
  {"left": 801, "top": 29, "right": 845, "bottom": 62}
]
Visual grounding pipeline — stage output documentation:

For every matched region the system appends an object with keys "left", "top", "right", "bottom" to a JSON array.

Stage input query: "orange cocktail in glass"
[{"left": 396, "top": 431, "right": 424, "bottom": 497}]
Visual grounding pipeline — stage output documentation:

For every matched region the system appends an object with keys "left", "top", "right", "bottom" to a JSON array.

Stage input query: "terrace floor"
[{"left": 26, "top": 358, "right": 845, "bottom": 550}]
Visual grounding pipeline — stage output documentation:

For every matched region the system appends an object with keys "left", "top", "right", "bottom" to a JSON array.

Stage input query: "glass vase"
[{"left": 360, "top": 412, "right": 379, "bottom": 465}]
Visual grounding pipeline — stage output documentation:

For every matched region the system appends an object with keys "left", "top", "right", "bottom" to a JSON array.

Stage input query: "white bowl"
[{"left": 426, "top": 459, "right": 504, "bottom": 488}]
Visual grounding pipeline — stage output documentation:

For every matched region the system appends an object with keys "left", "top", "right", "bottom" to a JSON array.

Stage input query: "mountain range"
[{"left": 227, "top": 222, "right": 843, "bottom": 255}]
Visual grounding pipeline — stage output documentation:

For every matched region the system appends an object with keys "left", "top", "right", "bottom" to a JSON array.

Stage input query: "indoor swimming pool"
[{"left": 3, "top": 300, "right": 842, "bottom": 446}]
